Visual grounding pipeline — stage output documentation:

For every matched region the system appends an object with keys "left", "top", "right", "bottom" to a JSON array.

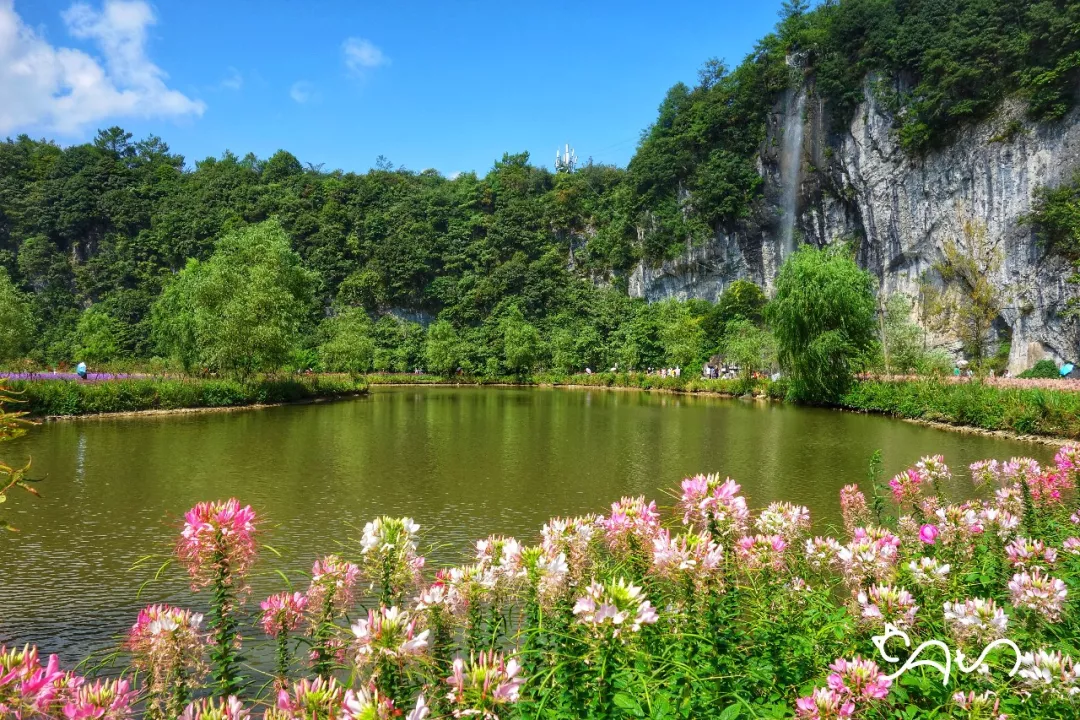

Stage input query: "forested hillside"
[{"left": 2, "top": 0, "right": 1079, "bottom": 373}]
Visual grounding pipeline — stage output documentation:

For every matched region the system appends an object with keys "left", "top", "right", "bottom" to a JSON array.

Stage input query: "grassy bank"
[
  {"left": 370, "top": 372, "right": 1080, "bottom": 440},
  {"left": 9, "top": 375, "right": 367, "bottom": 417},
  {"left": 840, "top": 378, "right": 1080, "bottom": 439}
]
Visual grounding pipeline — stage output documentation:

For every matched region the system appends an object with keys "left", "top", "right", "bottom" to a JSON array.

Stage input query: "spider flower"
[
  {"left": 359, "top": 517, "right": 424, "bottom": 596},
  {"left": 734, "top": 534, "right": 788, "bottom": 573},
  {"left": 918, "top": 524, "right": 939, "bottom": 545},
  {"left": 678, "top": 474, "right": 749, "bottom": 539},
  {"left": 1028, "top": 470, "right": 1073, "bottom": 507},
  {"left": 260, "top": 592, "right": 308, "bottom": 639},
  {"left": 127, "top": 605, "right": 206, "bottom": 710},
  {"left": 178, "top": 695, "right": 249, "bottom": 720},
  {"left": 826, "top": 656, "right": 892, "bottom": 702},
  {"left": 969, "top": 460, "right": 1002, "bottom": 489},
  {"left": 127, "top": 605, "right": 206, "bottom": 676},
  {"left": 651, "top": 529, "right": 723, "bottom": 587},
  {"left": 839, "top": 485, "right": 871, "bottom": 535},
  {"left": 916, "top": 455, "right": 951, "bottom": 491},
  {"left": 979, "top": 507, "right": 1020, "bottom": 539},
  {"left": 342, "top": 684, "right": 429, "bottom": 720},
  {"left": 856, "top": 584, "right": 918, "bottom": 629},
  {"left": 943, "top": 598, "right": 1009, "bottom": 646},
  {"left": 951, "top": 691, "right": 1006, "bottom": 720},
  {"left": 1018, "top": 649, "right": 1080, "bottom": 699},
  {"left": 63, "top": 678, "right": 136, "bottom": 720},
  {"left": 521, "top": 546, "right": 569, "bottom": 605},
  {"left": 351, "top": 605, "right": 429, "bottom": 668},
  {"left": 0, "top": 644, "right": 70, "bottom": 718},
  {"left": 271, "top": 677, "right": 347, "bottom": 719},
  {"left": 907, "top": 557, "right": 950, "bottom": 588},
  {"left": 446, "top": 651, "right": 523, "bottom": 719},
  {"left": 835, "top": 527, "right": 900, "bottom": 588},
  {"left": 805, "top": 536, "right": 843, "bottom": 573},
  {"left": 888, "top": 468, "right": 923, "bottom": 506},
  {"left": 306, "top": 555, "right": 360, "bottom": 617},
  {"left": 795, "top": 687, "right": 855, "bottom": 720},
  {"left": 476, "top": 535, "right": 526, "bottom": 590},
  {"left": 1064, "top": 537, "right": 1080, "bottom": 556},
  {"left": 755, "top": 502, "right": 811, "bottom": 541},
  {"left": 177, "top": 499, "right": 258, "bottom": 592},
  {"left": 572, "top": 577, "right": 658, "bottom": 635},
  {"left": 602, "top": 496, "right": 661, "bottom": 550},
  {"left": 1003, "top": 458, "right": 1043, "bottom": 484},
  {"left": 540, "top": 515, "right": 597, "bottom": 582},
  {"left": 1005, "top": 537, "right": 1057, "bottom": 570},
  {"left": 1008, "top": 569, "right": 1068, "bottom": 622}
]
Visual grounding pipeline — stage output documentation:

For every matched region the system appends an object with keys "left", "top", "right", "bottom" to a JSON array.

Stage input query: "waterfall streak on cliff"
[{"left": 779, "top": 86, "right": 806, "bottom": 257}]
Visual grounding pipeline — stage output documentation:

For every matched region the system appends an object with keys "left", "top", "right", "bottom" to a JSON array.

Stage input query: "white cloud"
[
  {"left": 342, "top": 37, "right": 388, "bottom": 75},
  {"left": 220, "top": 66, "right": 242, "bottom": 91},
  {"left": 290, "top": 80, "right": 315, "bottom": 104},
  {"left": 448, "top": 171, "right": 462, "bottom": 180},
  {"left": 0, "top": 0, "right": 204, "bottom": 135}
]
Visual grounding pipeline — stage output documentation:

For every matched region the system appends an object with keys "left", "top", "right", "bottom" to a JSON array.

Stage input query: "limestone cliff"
[{"left": 627, "top": 86, "right": 1080, "bottom": 373}]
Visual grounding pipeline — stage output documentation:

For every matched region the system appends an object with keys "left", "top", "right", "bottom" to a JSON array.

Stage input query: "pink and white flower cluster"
[
  {"left": 573, "top": 577, "right": 659, "bottom": 635},
  {"left": 678, "top": 474, "right": 749, "bottom": 539},
  {"left": 602, "top": 496, "right": 661, "bottom": 551},
  {"left": 1008, "top": 569, "right": 1069, "bottom": 622},
  {"left": 177, "top": 498, "right": 258, "bottom": 592},
  {"left": 268, "top": 676, "right": 428, "bottom": 720},
  {"left": 856, "top": 584, "right": 918, "bottom": 629},
  {"left": 1, "top": 644, "right": 134, "bottom": 719},
  {"left": 307, "top": 554, "right": 360, "bottom": 617},
  {"left": 943, "top": 597, "right": 1009, "bottom": 646},
  {"left": 1018, "top": 649, "right": 1080, "bottom": 699},
  {"left": 755, "top": 501, "right": 812, "bottom": 542},
  {"left": 260, "top": 591, "right": 308, "bottom": 639},
  {"left": 797, "top": 656, "right": 891, "bottom": 719},
  {"left": 179, "top": 695, "right": 250, "bottom": 720},
  {"left": 446, "top": 651, "right": 523, "bottom": 720},
  {"left": 351, "top": 605, "right": 429, "bottom": 668}
]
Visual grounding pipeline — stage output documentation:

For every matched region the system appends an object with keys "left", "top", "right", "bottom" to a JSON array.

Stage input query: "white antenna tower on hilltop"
[{"left": 555, "top": 143, "right": 577, "bottom": 173}]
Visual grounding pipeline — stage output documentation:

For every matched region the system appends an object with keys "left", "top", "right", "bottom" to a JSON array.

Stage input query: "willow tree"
[
  {"left": 767, "top": 244, "right": 877, "bottom": 402},
  {"left": 151, "top": 220, "right": 316, "bottom": 378}
]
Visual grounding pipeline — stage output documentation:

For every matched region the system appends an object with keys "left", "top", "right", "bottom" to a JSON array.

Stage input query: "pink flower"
[
  {"left": 834, "top": 527, "right": 900, "bottom": 588},
  {"left": 273, "top": 677, "right": 347, "bottom": 717},
  {"left": 573, "top": 578, "right": 658, "bottom": 635},
  {"left": 838, "top": 485, "right": 871, "bottom": 535},
  {"left": 63, "top": 678, "right": 136, "bottom": 719},
  {"left": 1008, "top": 569, "right": 1068, "bottom": 622},
  {"left": 755, "top": 502, "right": 812, "bottom": 541},
  {"left": 177, "top": 499, "right": 258, "bottom": 593},
  {"left": 918, "top": 524, "right": 939, "bottom": 545},
  {"left": 351, "top": 605, "right": 429, "bottom": 667},
  {"left": 678, "top": 474, "right": 749, "bottom": 539},
  {"left": 127, "top": 605, "right": 207, "bottom": 713},
  {"left": 795, "top": 687, "right": 854, "bottom": 719},
  {"left": 826, "top": 656, "right": 892, "bottom": 702},
  {"left": 943, "top": 598, "right": 1009, "bottom": 646},
  {"left": 888, "top": 468, "right": 923, "bottom": 506},
  {"left": 1064, "top": 537, "right": 1080, "bottom": 556},
  {"left": 651, "top": 529, "right": 723, "bottom": 585},
  {"left": 1018, "top": 649, "right": 1080, "bottom": 699},
  {"left": 969, "top": 460, "right": 1001, "bottom": 488},
  {"left": 856, "top": 584, "right": 918, "bottom": 629},
  {"left": 445, "top": 651, "right": 523, "bottom": 718},
  {"left": 602, "top": 496, "right": 661, "bottom": 550},
  {"left": 734, "top": 534, "right": 788, "bottom": 572},
  {"left": 1005, "top": 537, "right": 1057, "bottom": 570},
  {"left": 951, "top": 691, "right": 1005, "bottom": 720},
  {"left": 178, "top": 695, "right": 249, "bottom": 720},
  {"left": 260, "top": 592, "right": 308, "bottom": 639},
  {"left": 306, "top": 555, "right": 360, "bottom": 617}
]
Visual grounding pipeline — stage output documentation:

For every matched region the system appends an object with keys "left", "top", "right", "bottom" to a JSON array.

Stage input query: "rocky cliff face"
[{"left": 627, "top": 86, "right": 1080, "bottom": 374}]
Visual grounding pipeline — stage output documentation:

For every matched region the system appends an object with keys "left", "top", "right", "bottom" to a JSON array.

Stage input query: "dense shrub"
[
  {"left": 9, "top": 376, "right": 366, "bottom": 417},
  {"left": 1019, "top": 359, "right": 1061, "bottom": 379}
]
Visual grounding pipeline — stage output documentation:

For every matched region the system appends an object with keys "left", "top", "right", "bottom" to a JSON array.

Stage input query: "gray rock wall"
[{"left": 627, "top": 88, "right": 1080, "bottom": 374}]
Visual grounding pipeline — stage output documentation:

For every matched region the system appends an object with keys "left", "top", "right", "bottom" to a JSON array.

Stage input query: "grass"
[{"left": 9, "top": 375, "right": 367, "bottom": 417}]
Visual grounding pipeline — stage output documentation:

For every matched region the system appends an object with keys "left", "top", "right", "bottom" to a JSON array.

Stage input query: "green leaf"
[{"left": 718, "top": 704, "right": 741, "bottom": 720}]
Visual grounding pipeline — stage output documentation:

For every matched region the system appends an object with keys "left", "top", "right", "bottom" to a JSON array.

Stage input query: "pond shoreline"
[{"left": 12, "top": 373, "right": 1078, "bottom": 446}]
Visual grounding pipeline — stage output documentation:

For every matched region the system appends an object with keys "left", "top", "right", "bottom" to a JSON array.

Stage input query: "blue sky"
[{"left": 3, "top": 0, "right": 786, "bottom": 175}]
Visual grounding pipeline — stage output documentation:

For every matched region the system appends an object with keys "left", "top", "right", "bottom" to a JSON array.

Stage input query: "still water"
[{"left": 0, "top": 386, "right": 1054, "bottom": 665}]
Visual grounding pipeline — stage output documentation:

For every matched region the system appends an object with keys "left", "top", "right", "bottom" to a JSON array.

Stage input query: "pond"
[{"left": 0, "top": 386, "right": 1055, "bottom": 666}]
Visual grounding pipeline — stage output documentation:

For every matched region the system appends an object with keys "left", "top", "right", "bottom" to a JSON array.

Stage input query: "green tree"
[
  {"left": 318, "top": 308, "right": 375, "bottom": 374},
  {"left": 767, "top": 245, "right": 877, "bottom": 402},
  {"left": 0, "top": 269, "right": 33, "bottom": 363},
  {"left": 425, "top": 320, "right": 463, "bottom": 376},
  {"left": 920, "top": 219, "right": 1011, "bottom": 368},
  {"left": 501, "top": 307, "right": 541, "bottom": 375},
  {"left": 151, "top": 220, "right": 316, "bottom": 378},
  {"left": 657, "top": 300, "right": 705, "bottom": 367},
  {"left": 722, "top": 319, "right": 777, "bottom": 386},
  {"left": 72, "top": 306, "right": 122, "bottom": 364}
]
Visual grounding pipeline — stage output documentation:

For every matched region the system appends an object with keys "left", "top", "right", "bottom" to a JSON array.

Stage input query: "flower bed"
[{"left": 3, "top": 448, "right": 1080, "bottom": 718}]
